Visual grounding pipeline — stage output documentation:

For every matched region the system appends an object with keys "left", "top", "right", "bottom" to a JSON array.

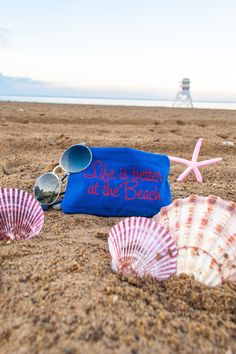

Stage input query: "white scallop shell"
[
  {"left": 153, "top": 195, "right": 236, "bottom": 286},
  {"left": 108, "top": 217, "right": 177, "bottom": 280},
  {"left": 0, "top": 188, "right": 44, "bottom": 241}
]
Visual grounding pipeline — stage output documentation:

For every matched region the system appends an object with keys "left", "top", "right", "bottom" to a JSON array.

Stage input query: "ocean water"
[{"left": 0, "top": 95, "right": 236, "bottom": 110}]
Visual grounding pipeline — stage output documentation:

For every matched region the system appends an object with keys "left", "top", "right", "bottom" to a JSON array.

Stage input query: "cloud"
[
  {"left": 0, "top": 74, "right": 49, "bottom": 95},
  {"left": 0, "top": 27, "right": 12, "bottom": 47}
]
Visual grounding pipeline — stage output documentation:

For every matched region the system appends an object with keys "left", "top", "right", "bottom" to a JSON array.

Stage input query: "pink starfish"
[{"left": 168, "top": 138, "right": 222, "bottom": 182}]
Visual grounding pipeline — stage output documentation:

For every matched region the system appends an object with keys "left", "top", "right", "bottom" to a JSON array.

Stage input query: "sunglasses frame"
[{"left": 33, "top": 143, "right": 92, "bottom": 206}]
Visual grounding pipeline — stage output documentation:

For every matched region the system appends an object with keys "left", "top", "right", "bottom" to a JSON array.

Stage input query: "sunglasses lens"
[
  {"left": 34, "top": 173, "right": 60, "bottom": 205},
  {"left": 61, "top": 144, "right": 92, "bottom": 173}
]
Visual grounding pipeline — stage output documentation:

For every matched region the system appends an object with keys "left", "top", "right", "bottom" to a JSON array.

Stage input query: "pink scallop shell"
[
  {"left": 153, "top": 195, "right": 236, "bottom": 286},
  {"left": 108, "top": 217, "right": 177, "bottom": 280},
  {"left": 0, "top": 188, "right": 44, "bottom": 241}
]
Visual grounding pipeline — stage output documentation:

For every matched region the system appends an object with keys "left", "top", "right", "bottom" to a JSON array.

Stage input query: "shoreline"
[{"left": 1, "top": 97, "right": 236, "bottom": 111}]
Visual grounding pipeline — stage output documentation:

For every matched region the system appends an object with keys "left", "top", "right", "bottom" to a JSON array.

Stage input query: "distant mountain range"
[{"left": 0, "top": 73, "right": 235, "bottom": 102}]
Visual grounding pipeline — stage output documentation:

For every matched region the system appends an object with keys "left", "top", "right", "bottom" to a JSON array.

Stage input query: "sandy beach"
[{"left": 0, "top": 102, "right": 236, "bottom": 354}]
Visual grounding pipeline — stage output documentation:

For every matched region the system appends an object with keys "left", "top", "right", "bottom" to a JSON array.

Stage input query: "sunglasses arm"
[{"left": 61, "top": 173, "right": 68, "bottom": 182}]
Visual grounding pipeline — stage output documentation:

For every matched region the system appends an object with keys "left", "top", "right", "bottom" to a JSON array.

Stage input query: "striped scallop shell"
[
  {"left": 153, "top": 195, "right": 236, "bottom": 286},
  {"left": 108, "top": 217, "right": 177, "bottom": 280},
  {"left": 0, "top": 188, "right": 44, "bottom": 241}
]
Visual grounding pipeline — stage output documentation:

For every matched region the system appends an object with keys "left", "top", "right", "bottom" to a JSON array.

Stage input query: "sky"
[{"left": 0, "top": 0, "right": 236, "bottom": 99}]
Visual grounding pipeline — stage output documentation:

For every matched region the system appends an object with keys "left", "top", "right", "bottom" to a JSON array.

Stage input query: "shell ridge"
[
  {"left": 18, "top": 190, "right": 28, "bottom": 239},
  {"left": 0, "top": 190, "right": 8, "bottom": 239},
  {"left": 3, "top": 189, "right": 12, "bottom": 238},
  {"left": 134, "top": 220, "right": 158, "bottom": 273}
]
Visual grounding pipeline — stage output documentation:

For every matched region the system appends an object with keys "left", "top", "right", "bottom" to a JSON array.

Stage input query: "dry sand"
[{"left": 0, "top": 102, "right": 236, "bottom": 354}]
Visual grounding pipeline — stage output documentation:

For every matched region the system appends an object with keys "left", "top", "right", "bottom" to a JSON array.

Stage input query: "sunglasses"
[{"left": 33, "top": 143, "right": 92, "bottom": 207}]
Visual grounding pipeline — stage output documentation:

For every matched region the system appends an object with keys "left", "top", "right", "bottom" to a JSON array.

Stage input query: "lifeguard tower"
[{"left": 173, "top": 78, "right": 193, "bottom": 108}]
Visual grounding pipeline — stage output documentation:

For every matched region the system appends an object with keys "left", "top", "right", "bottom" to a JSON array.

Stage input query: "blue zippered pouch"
[{"left": 61, "top": 147, "right": 172, "bottom": 217}]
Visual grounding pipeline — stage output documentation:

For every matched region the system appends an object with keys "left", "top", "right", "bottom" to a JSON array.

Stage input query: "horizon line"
[{"left": 1, "top": 93, "right": 236, "bottom": 104}]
